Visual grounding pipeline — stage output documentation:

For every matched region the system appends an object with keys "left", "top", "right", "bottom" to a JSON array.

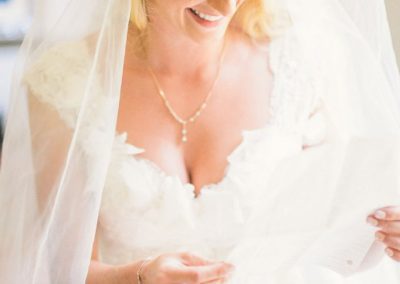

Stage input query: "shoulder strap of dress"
[{"left": 23, "top": 40, "right": 93, "bottom": 128}]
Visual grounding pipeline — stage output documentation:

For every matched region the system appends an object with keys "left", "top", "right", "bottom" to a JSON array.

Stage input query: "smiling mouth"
[{"left": 188, "top": 7, "right": 225, "bottom": 26}]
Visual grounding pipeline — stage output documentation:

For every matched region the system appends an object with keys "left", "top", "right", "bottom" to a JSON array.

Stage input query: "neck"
[{"left": 127, "top": 25, "right": 227, "bottom": 80}]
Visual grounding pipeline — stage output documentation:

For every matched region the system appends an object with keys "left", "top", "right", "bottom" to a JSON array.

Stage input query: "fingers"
[
  {"left": 179, "top": 252, "right": 215, "bottom": 266},
  {"left": 384, "top": 248, "right": 400, "bottom": 261},
  {"left": 370, "top": 219, "right": 400, "bottom": 235},
  {"left": 374, "top": 231, "right": 400, "bottom": 261},
  {"left": 367, "top": 208, "right": 400, "bottom": 263},
  {"left": 201, "top": 278, "right": 227, "bottom": 284},
  {"left": 367, "top": 206, "right": 400, "bottom": 234},
  {"left": 371, "top": 206, "right": 400, "bottom": 221},
  {"left": 171, "top": 262, "right": 234, "bottom": 283},
  {"left": 156, "top": 252, "right": 235, "bottom": 283},
  {"left": 196, "top": 262, "right": 234, "bottom": 281}
]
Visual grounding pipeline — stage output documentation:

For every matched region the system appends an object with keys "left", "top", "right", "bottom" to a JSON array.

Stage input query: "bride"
[{"left": 1, "top": 0, "right": 400, "bottom": 283}]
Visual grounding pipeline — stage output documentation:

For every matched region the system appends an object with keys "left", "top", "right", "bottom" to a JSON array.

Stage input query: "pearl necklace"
[{"left": 146, "top": 45, "right": 226, "bottom": 143}]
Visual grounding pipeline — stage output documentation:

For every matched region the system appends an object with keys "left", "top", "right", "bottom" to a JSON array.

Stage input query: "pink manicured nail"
[
  {"left": 367, "top": 216, "right": 379, "bottom": 226},
  {"left": 386, "top": 248, "right": 394, "bottom": 257},
  {"left": 375, "top": 231, "right": 385, "bottom": 241},
  {"left": 375, "top": 210, "right": 386, "bottom": 219}
]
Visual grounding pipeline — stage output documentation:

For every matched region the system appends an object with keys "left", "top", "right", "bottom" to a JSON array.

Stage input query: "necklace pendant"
[
  {"left": 147, "top": 43, "right": 226, "bottom": 146},
  {"left": 181, "top": 123, "right": 188, "bottom": 143}
]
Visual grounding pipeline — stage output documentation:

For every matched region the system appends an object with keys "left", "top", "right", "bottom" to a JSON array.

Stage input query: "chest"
[{"left": 117, "top": 56, "right": 273, "bottom": 197}]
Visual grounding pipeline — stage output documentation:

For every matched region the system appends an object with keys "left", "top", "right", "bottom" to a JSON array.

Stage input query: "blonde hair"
[{"left": 130, "top": 0, "right": 279, "bottom": 41}]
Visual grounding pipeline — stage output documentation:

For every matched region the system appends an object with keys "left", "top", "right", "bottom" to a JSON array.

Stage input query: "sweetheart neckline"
[{"left": 115, "top": 120, "right": 276, "bottom": 200}]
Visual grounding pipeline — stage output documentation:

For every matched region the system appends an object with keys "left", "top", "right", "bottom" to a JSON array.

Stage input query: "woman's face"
[{"left": 146, "top": 0, "right": 243, "bottom": 44}]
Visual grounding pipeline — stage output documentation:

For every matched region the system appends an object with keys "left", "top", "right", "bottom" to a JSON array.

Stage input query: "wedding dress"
[{"left": 21, "top": 23, "right": 400, "bottom": 283}]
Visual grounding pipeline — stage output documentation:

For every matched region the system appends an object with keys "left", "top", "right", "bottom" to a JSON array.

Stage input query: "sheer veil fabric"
[
  {"left": 0, "top": 0, "right": 400, "bottom": 283},
  {"left": 0, "top": 0, "right": 131, "bottom": 282}
]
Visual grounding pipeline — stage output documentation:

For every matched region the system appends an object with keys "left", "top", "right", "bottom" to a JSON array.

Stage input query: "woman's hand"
[
  {"left": 139, "top": 251, "right": 235, "bottom": 284},
  {"left": 367, "top": 206, "right": 400, "bottom": 261}
]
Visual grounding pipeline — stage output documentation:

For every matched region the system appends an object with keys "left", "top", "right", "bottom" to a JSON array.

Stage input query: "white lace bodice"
[{"left": 24, "top": 29, "right": 328, "bottom": 267}]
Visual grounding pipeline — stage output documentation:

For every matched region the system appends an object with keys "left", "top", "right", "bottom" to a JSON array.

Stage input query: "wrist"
[
  {"left": 116, "top": 257, "right": 153, "bottom": 284},
  {"left": 136, "top": 256, "right": 153, "bottom": 284}
]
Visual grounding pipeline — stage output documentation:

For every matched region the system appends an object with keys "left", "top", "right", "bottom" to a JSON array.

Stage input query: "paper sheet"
[{"left": 226, "top": 137, "right": 400, "bottom": 282}]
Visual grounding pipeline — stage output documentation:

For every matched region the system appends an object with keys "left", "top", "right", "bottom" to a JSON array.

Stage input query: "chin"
[
  {"left": 187, "top": 27, "right": 229, "bottom": 45},
  {"left": 183, "top": 7, "right": 231, "bottom": 45}
]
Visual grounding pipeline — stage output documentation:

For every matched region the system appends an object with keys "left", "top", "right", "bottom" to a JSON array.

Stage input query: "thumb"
[{"left": 179, "top": 252, "right": 217, "bottom": 266}]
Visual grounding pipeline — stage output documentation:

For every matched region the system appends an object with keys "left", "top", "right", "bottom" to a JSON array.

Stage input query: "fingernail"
[
  {"left": 367, "top": 216, "right": 379, "bottom": 226},
  {"left": 375, "top": 210, "right": 386, "bottom": 219},
  {"left": 386, "top": 248, "right": 394, "bottom": 257},
  {"left": 375, "top": 231, "right": 385, "bottom": 241}
]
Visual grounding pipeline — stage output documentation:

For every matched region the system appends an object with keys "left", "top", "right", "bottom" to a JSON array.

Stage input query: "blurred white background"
[
  {"left": 0, "top": 0, "right": 30, "bottom": 116},
  {"left": 0, "top": 0, "right": 399, "bottom": 116}
]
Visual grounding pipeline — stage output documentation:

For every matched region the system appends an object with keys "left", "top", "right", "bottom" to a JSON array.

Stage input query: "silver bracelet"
[{"left": 136, "top": 256, "right": 153, "bottom": 284}]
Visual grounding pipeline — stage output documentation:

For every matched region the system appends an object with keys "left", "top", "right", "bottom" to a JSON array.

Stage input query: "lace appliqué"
[{"left": 268, "top": 28, "right": 327, "bottom": 148}]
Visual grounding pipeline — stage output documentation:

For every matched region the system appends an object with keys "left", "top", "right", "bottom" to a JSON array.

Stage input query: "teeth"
[{"left": 190, "top": 8, "right": 224, "bottom": 22}]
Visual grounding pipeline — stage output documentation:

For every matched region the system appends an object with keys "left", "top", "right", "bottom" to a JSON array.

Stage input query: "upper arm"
[
  {"left": 27, "top": 90, "right": 73, "bottom": 211},
  {"left": 23, "top": 40, "right": 90, "bottom": 211}
]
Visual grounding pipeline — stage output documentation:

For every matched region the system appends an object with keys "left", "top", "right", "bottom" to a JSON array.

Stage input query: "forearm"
[{"left": 86, "top": 260, "right": 142, "bottom": 284}]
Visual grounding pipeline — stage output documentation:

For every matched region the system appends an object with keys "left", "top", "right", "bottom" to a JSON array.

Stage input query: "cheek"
[{"left": 146, "top": 1, "right": 183, "bottom": 26}]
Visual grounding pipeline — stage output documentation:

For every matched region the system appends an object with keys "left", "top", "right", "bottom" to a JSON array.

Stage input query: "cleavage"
[{"left": 129, "top": 133, "right": 242, "bottom": 198}]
